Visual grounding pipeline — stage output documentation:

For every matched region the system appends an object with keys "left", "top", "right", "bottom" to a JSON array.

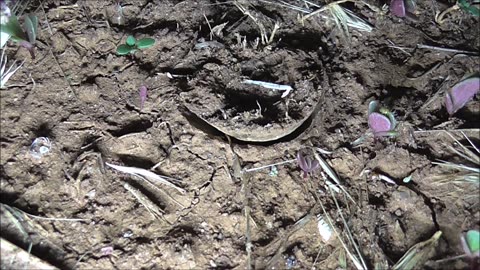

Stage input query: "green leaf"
[
  {"left": 117, "top": 44, "right": 134, "bottom": 55},
  {"left": 338, "top": 249, "right": 347, "bottom": 269},
  {"left": 136, "top": 38, "right": 155, "bottom": 49},
  {"left": 458, "top": 0, "right": 480, "bottom": 16},
  {"left": 126, "top": 35, "right": 136, "bottom": 46},
  {"left": 24, "top": 14, "right": 38, "bottom": 44},
  {"left": 378, "top": 107, "right": 397, "bottom": 130},
  {"left": 368, "top": 100, "right": 379, "bottom": 116},
  {"left": 0, "top": 15, "right": 27, "bottom": 41},
  {"left": 466, "top": 230, "right": 480, "bottom": 253}
]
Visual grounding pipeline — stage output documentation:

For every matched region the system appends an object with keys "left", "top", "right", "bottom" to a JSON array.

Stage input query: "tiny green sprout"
[
  {"left": 136, "top": 38, "right": 155, "bottom": 49},
  {"left": 403, "top": 174, "right": 413, "bottom": 183},
  {"left": 457, "top": 229, "right": 480, "bottom": 269},
  {"left": 126, "top": 35, "right": 136, "bottom": 46},
  {"left": 116, "top": 35, "right": 155, "bottom": 55},
  {"left": 466, "top": 230, "right": 480, "bottom": 254},
  {"left": 117, "top": 44, "right": 135, "bottom": 55},
  {"left": 269, "top": 165, "right": 278, "bottom": 177}
]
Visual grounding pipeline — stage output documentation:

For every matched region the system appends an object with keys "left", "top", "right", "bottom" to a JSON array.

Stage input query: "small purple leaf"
[
  {"left": 139, "top": 85, "right": 147, "bottom": 110},
  {"left": 297, "top": 152, "right": 307, "bottom": 171},
  {"left": 368, "top": 112, "right": 392, "bottom": 135},
  {"left": 297, "top": 152, "right": 320, "bottom": 179},
  {"left": 445, "top": 77, "right": 480, "bottom": 115},
  {"left": 390, "top": 0, "right": 406, "bottom": 17},
  {"left": 309, "top": 159, "right": 320, "bottom": 172}
]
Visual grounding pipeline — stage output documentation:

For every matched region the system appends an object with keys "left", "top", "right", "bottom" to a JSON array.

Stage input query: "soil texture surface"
[{"left": 1, "top": 0, "right": 479, "bottom": 269}]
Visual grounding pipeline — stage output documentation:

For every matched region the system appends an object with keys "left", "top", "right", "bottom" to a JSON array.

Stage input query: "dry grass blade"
[
  {"left": 13, "top": 210, "right": 88, "bottom": 222},
  {"left": 299, "top": 0, "right": 378, "bottom": 25},
  {"left": 233, "top": 0, "right": 278, "bottom": 45},
  {"left": 329, "top": 4, "right": 351, "bottom": 40},
  {"left": 258, "top": 0, "right": 312, "bottom": 13},
  {"left": 123, "top": 182, "right": 165, "bottom": 220},
  {"left": 244, "top": 159, "right": 296, "bottom": 172},
  {"left": 393, "top": 231, "right": 443, "bottom": 270},
  {"left": 327, "top": 185, "right": 367, "bottom": 270},
  {"left": 326, "top": 3, "right": 373, "bottom": 41},
  {"left": 242, "top": 172, "right": 253, "bottom": 270},
  {"left": 432, "top": 160, "right": 479, "bottom": 174},
  {"left": 313, "top": 191, "right": 365, "bottom": 270},
  {"left": 312, "top": 149, "right": 357, "bottom": 205},
  {"left": 445, "top": 131, "right": 480, "bottom": 164},
  {"left": 230, "top": 146, "right": 253, "bottom": 270},
  {"left": 343, "top": 7, "right": 373, "bottom": 32},
  {"left": 260, "top": 0, "right": 372, "bottom": 34},
  {"left": 0, "top": 49, "right": 25, "bottom": 88},
  {"left": 105, "top": 162, "right": 186, "bottom": 194},
  {"left": 433, "top": 131, "right": 479, "bottom": 186}
]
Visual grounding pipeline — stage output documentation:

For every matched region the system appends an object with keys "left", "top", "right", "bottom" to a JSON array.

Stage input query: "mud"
[{"left": 0, "top": 0, "right": 479, "bottom": 269}]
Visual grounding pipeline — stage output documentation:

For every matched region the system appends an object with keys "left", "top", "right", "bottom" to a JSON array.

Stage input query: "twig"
[
  {"left": 268, "top": 21, "right": 281, "bottom": 44},
  {"left": 327, "top": 186, "right": 367, "bottom": 269},
  {"left": 312, "top": 191, "right": 365, "bottom": 270},
  {"left": 419, "top": 76, "right": 450, "bottom": 111},
  {"left": 387, "top": 39, "right": 412, "bottom": 57},
  {"left": 417, "top": 44, "right": 479, "bottom": 55},
  {"left": 244, "top": 175, "right": 253, "bottom": 270},
  {"left": 312, "top": 149, "right": 357, "bottom": 205},
  {"left": 41, "top": 5, "right": 53, "bottom": 35},
  {"left": 46, "top": 44, "right": 77, "bottom": 97},
  {"left": 21, "top": 212, "right": 88, "bottom": 222},
  {"left": 242, "top": 79, "right": 293, "bottom": 98},
  {"left": 106, "top": 162, "right": 186, "bottom": 194},
  {"left": 244, "top": 159, "right": 296, "bottom": 172},
  {"left": 203, "top": 13, "right": 214, "bottom": 41},
  {"left": 132, "top": 22, "right": 153, "bottom": 30},
  {"left": 407, "top": 61, "right": 443, "bottom": 80},
  {"left": 123, "top": 182, "right": 165, "bottom": 220},
  {"left": 435, "top": 4, "right": 459, "bottom": 24},
  {"left": 414, "top": 129, "right": 480, "bottom": 134},
  {"left": 234, "top": 0, "right": 270, "bottom": 44}
]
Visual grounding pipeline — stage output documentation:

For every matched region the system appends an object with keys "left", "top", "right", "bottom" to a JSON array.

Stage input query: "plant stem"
[{"left": 244, "top": 159, "right": 296, "bottom": 172}]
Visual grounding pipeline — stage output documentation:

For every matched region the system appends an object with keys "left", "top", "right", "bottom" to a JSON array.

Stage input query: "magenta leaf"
[
  {"left": 368, "top": 112, "right": 393, "bottom": 135},
  {"left": 139, "top": 85, "right": 147, "bottom": 110},
  {"left": 297, "top": 152, "right": 319, "bottom": 179},
  {"left": 445, "top": 77, "right": 480, "bottom": 115},
  {"left": 390, "top": 0, "right": 406, "bottom": 17}
]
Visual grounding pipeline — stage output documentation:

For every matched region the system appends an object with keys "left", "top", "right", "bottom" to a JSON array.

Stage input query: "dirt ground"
[{"left": 1, "top": 0, "right": 479, "bottom": 269}]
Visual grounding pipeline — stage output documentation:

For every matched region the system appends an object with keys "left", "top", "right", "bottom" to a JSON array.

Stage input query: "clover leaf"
[{"left": 116, "top": 35, "right": 155, "bottom": 55}]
